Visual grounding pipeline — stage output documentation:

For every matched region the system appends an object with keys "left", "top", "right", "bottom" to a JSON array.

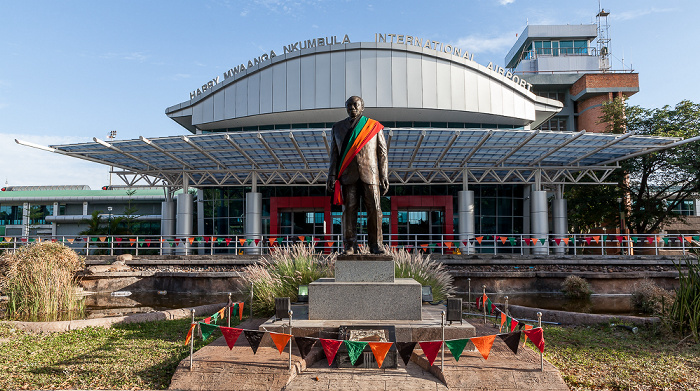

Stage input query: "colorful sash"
[{"left": 333, "top": 116, "right": 384, "bottom": 205}]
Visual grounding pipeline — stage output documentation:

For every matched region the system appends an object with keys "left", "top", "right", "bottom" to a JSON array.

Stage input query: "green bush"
[
  {"left": 561, "top": 275, "right": 592, "bottom": 299},
  {"left": 670, "top": 256, "right": 700, "bottom": 342},
  {"left": 0, "top": 242, "right": 84, "bottom": 321},
  {"left": 631, "top": 278, "right": 675, "bottom": 315},
  {"left": 392, "top": 247, "right": 455, "bottom": 302}
]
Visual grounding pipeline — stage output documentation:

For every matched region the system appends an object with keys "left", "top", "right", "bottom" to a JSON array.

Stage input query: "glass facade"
[{"left": 530, "top": 39, "right": 589, "bottom": 57}]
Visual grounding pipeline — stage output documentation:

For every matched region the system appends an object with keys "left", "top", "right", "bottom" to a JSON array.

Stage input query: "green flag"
[
  {"left": 632, "top": 236, "right": 638, "bottom": 243},
  {"left": 663, "top": 237, "right": 669, "bottom": 245},
  {"left": 200, "top": 323, "right": 219, "bottom": 340},
  {"left": 444, "top": 339, "right": 470, "bottom": 362},
  {"left": 539, "top": 238, "right": 546, "bottom": 245},
  {"left": 509, "top": 237, "right": 516, "bottom": 246},
  {"left": 344, "top": 340, "right": 368, "bottom": 365},
  {"left": 211, "top": 312, "right": 219, "bottom": 323}
]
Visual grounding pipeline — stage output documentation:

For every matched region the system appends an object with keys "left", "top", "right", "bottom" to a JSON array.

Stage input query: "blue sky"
[{"left": 0, "top": 0, "right": 696, "bottom": 189}]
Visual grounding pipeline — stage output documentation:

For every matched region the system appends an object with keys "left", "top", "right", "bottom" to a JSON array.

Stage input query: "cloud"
[
  {"left": 453, "top": 32, "right": 518, "bottom": 54},
  {"left": 2, "top": 133, "right": 110, "bottom": 190},
  {"left": 614, "top": 7, "right": 675, "bottom": 21},
  {"left": 498, "top": 0, "right": 515, "bottom": 5},
  {"left": 100, "top": 51, "right": 150, "bottom": 62}
]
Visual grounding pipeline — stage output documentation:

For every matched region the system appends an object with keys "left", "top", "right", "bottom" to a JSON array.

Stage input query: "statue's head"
[{"left": 345, "top": 96, "right": 364, "bottom": 119}]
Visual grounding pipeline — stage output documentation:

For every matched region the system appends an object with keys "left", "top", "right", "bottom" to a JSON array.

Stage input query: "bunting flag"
[
  {"left": 269, "top": 238, "right": 276, "bottom": 246},
  {"left": 524, "top": 238, "right": 531, "bottom": 245},
  {"left": 506, "top": 315, "right": 512, "bottom": 331},
  {"left": 500, "top": 312, "right": 506, "bottom": 332},
  {"left": 246, "top": 239, "right": 253, "bottom": 245},
  {"left": 277, "top": 237, "right": 284, "bottom": 244},
  {"left": 685, "top": 236, "right": 693, "bottom": 243},
  {"left": 368, "top": 342, "right": 393, "bottom": 368},
  {"left": 212, "top": 237, "right": 218, "bottom": 243},
  {"left": 491, "top": 303, "right": 497, "bottom": 314},
  {"left": 220, "top": 327, "right": 243, "bottom": 350},
  {"left": 444, "top": 339, "right": 469, "bottom": 362},
  {"left": 200, "top": 323, "right": 219, "bottom": 340},
  {"left": 204, "top": 236, "right": 210, "bottom": 243},
  {"left": 270, "top": 333, "right": 293, "bottom": 354},
  {"left": 444, "top": 242, "right": 453, "bottom": 249},
  {"left": 523, "top": 327, "right": 545, "bottom": 353},
  {"left": 67, "top": 238, "right": 75, "bottom": 243},
  {"left": 295, "top": 337, "right": 317, "bottom": 359},
  {"left": 499, "top": 236, "right": 508, "bottom": 244},
  {"left": 396, "top": 342, "right": 417, "bottom": 366},
  {"left": 298, "top": 236, "right": 305, "bottom": 242},
  {"left": 509, "top": 237, "right": 516, "bottom": 246},
  {"left": 486, "top": 298, "right": 493, "bottom": 314},
  {"left": 616, "top": 235, "right": 623, "bottom": 243},
  {"left": 184, "top": 323, "right": 196, "bottom": 345},
  {"left": 498, "top": 331, "right": 521, "bottom": 355},
  {"left": 345, "top": 340, "right": 368, "bottom": 365},
  {"left": 230, "top": 303, "right": 238, "bottom": 320},
  {"left": 127, "top": 238, "right": 135, "bottom": 246},
  {"left": 418, "top": 341, "right": 442, "bottom": 367},
  {"left": 694, "top": 236, "right": 700, "bottom": 242},
  {"left": 238, "top": 302, "right": 244, "bottom": 320},
  {"left": 476, "top": 296, "right": 482, "bottom": 310},
  {"left": 522, "top": 324, "right": 534, "bottom": 346},
  {"left": 114, "top": 237, "right": 122, "bottom": 243},
  {"left": 225, "top": 238, "right": 232, "bottom": 246},
  {"left": 593, "top": 236, "right": 600, "bottom": 244},
  {"left": 211, "top": 312, "right": 219, "bottom": 324},
  {"left": 244, "top": 330, "right": 265, "bottom": 354},
  {"left": 4, "top": 237, "right": 12, "bottom": 242},
  {"left": 647, "top": 236, "right": 654, "bottom": 244},
  {"left": 510, "top": 318, "right": 519, "bottom": 333},
  {"left": 239, "top": 238, "right": 246, "bottom": 246},
  {"left": 254, "top": 238, "right": 260, "bottom": 245},
  {"left": 539, "top": 238, "right": 546, "bottom": 245},
  {"left": 631, "top": 236, "right": 638, "bottom": 243},
  {"left": 203, "top": 316, "right": 211, "bottom": 324},
  {"left": 217, "top": 307, "right": 226, "bottom": 319},
  {"left": 99, "top": 236, "right": 107, "bottom": 242},
  {"left": 585, "top": 237, "right": 592, "bottom": 245},
  {"left": 554, "top": 238, "right": 561, "bottom": 245},
  {"left": 320, "top": 339, "right": 343, "bottom": 366},
  {"left": 420, "top": 244, "right": 429, "bottom": 252},
  {"left": 476, "top": 236, "right": 484, "bottom": 244},
  {"left": 470, "top": 335, "right": 496, "bottom": 360},
  {"left": 563, "top": 237, "right": 570, "bottom": 245},
  {"left": 663, "top": 237, "right": 670, "bottom": 245},
  {"left": 326, "top": 241, "right": 333, "bottom": 247}
]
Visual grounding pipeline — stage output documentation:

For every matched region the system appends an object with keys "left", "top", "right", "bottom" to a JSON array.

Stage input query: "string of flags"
[
  {"left": 185, "top": 304, "right": 545, "bottom": 369},
  {"left": 476, "top": 293, "right": 543, "bottom": 352}
]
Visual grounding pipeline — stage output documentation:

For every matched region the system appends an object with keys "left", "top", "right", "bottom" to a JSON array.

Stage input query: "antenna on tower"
[{"left": 596, "top": 5, "right": 611, "bottom": 72}]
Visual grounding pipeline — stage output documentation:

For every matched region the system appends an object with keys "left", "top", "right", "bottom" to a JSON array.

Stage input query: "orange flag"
[
  {"left": 657, "top": 236, "right": 663, "bottom": 243},
  {"left": 444, "top": 242, "right": 453, "bottom": 249},
  {"left": 499, "top": 236, "right": 508, "bottom": 244},
  {"left": 476, "top": 236, "right": 484, "bottom": 244},
  {"left": 269, "top": 237, "right": 276, "bottom": 246},
  {"left": 531, "top": 238, "right": 538, "bottom": 245},
  {"left": 298, "top": 236, "right": 305, "bottom": 242},
  {"left": 420, "top": 244, "right": 429, "bottom": 252},
  {"left": 368, "top": 342, "right": 393, "bottom": 368},
  {"left": 99, "top": 236, "right": 107, "bottom": 242},
  {"left": 592, "top": 236, "right": 600, "bottom": 244},
  {"left": 184, "top": 323, "right": 196, "bottom": 345},
  {"left": 188, "top": 237, "right": 195, "bottom": 245},
  {"left": 470, "top": 335, "right": 496, "bottom": 360},
  {"left": 238, "top": 302, "right": 244, "bottom": 320},
  {"left": 217, "top": 307, "right": 226, "bottom": 319},
  {"left": 67, "top": 238, "right": 75, "bottom": 243},
  {"left": 500, "top": 312, "right": 506, "bottom": 332},
  {"left": 239, "top": 238, "right": 246, "bottom": 246},
  {"left": 129, "top": 238, "right": 137, "bottom": 246},
  {"left": 270, "top": 332, "right": 293, "bottom": 354},
  {"left": 563, "top": 237, "right": 570, "bottom": 245},
  {"left": 522, "top": 324, "right": 534, "bottom": 346},
  {"left": 685, "top": 236, "right": 693, "bottom": 243}
]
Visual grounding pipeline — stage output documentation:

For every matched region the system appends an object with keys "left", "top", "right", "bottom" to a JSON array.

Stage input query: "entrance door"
[
  {"left": 279, "top": 210, "right": 325, "bottom": 236},
  {"left": 397, "top": 209, "right": 444, "bottom": 249}
]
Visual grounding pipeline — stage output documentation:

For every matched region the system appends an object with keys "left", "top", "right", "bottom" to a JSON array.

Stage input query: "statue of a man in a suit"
[{"left": 327, "top": 96, "right": 389, "bottom": 255}]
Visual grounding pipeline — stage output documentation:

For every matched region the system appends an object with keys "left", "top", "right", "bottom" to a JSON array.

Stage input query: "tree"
[{"left": 609, "top": 99, "right": 700, "bottom": 234}]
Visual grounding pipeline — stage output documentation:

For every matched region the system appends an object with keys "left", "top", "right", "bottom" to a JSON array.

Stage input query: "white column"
[
  {"left": 245, "top": 192, "right": 262, "bottom": 255},
  {"left": 531, "top": 191, "right": 549, "bottom": 255},
  {"left": 176, "top": 193, "right": 193, "bottom": 255},
  {"left": 458, "top": 191, "right": 475, "bottom": 254},
  {"left": 552, "top": 185, "right": 568, "bottom": 255},
  {"left": 161, "top": 200, "right": 176, "bottom": 254}
]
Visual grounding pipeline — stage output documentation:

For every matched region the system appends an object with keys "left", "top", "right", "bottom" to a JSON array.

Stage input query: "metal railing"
[{"left": 0, "top": 233, "right": 697, "bottom": 256}]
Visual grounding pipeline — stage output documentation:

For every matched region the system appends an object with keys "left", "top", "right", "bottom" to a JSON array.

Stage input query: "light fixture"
[
  {"left": 297, "top": 285, "right": 309, "bottom": 303},
  {"left": 422, "top": 286, "right": 433, "bottom": 303}
]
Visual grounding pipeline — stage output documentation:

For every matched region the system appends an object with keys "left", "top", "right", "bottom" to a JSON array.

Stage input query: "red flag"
[
  {"left": 418, "top": 341, "right": 443, "bottom": 366},
  {"left": 320, "top": 339, "right": 343, "bottom": 366},
  {"left": 585, "top": 237, "right": 592, "bottom": 245},
  {"left": 470, "top": 335, "right": 496, "bottom": 360},
  {"left": 254, "top": 238, "right": 260, "bottom": 245},
  {"left": 269, "top": 333, "right": 292, "bottom": 354},
  {"left": 203, "top": 317, "right": 211, "bottom": 324},
  {"left": 184, "top": 323, "right": 196, "bottom": 345},
  {"left": 523, "top": 327, "right": 545, "bottom": 353},
  {"left": 524, "top": 238, "right": 531, "bottom": 245},
  {"left": 220, "top": 327, "right": 243, "bottom": 350},
  {"left": 510, "top": 318, "right": 519, "bottom": 332},
  {"left": 616, "top": 235, "right": 623, "bottom": 243},
  {"left": 204, "top": 236, "right": 210, "bottom": 243},
  {"left": 368, "top": 342, "right": 393, "bottom": 368},
  {"left": 225, "top": 238, "right": 232, "bottom": 246},
  {"left": 554, "top": 238, "right": 561, "bottom": 245}
]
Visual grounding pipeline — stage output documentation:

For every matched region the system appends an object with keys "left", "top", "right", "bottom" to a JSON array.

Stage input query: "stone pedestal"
[{"left": 308, "top": 255, "right": 422, "bottom": 320}]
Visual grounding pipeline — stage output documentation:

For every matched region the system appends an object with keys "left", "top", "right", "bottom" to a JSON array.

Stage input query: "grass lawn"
[
  {"left": 544, "top": 323, "right": 700, "bottom": 390},
  {"left": 0, "top": 317, "right": 229, "bottom": 390}
]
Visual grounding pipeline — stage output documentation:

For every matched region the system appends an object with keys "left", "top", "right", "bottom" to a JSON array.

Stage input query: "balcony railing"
[{"left": 0, "top": 233, "right": 697, "bottom": 257}]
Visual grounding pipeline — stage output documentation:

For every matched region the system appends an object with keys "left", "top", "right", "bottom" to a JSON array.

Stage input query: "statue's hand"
[
  {"left": 380, "top": 177, "right": 389, "bottom": 195},
  {"left": 326, "top": 175, "right": 336, "bottom": 194}
]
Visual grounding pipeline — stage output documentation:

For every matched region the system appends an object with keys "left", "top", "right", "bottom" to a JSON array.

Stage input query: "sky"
[{"left": 1, "top": 0, "right": 697, "bottom": 190}]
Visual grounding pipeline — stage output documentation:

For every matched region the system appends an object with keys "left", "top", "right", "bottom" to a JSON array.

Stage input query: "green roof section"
[{"left": 0, "top": 188, "right": 167, "bottom": 198}]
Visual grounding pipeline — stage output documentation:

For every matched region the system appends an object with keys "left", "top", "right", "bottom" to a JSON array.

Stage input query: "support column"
[
  {"left": 245, "top": 192, "right": 262, "bottom": 255},
  {"left": 458, "top": 191, "right": 475, "bottom": 254},
  {"left": 531, "top": 190, "right": 549, "bottom": 255},
  {"left": 552, "top": 185, "right": 568, "bottom": 255},
  {"left": 52, "top": 202, "right": 59, "bottom": 236},
  {"left": 161, "top": 198, "right": 176, "bottom": 255},
  {"left": 522, "top": 185, "right": 531, "bottom": 255}
]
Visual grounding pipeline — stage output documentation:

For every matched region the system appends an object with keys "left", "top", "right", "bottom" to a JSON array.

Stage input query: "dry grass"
[
  {"left": 0, "top": 242, "right": 84, "bottom": 321},
  {"left": 561, "top": 275, "right": 593, "bottom": 299},
  {"left": 631, "top": 278, "right": 675, "bottom": 315}
]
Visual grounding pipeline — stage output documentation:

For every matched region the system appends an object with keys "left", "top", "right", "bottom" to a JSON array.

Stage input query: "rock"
[
  {"left": 116, "top": 254, "right": 133, "bottom": 263},
  {"left": 87, "top": 265, "right": 112, "bottom": 274},
  {"left": 112, "top": 260, "right": 126, "bottom": 266},
  {"left": 108, "top": 265, "right": 131, "bottom": 272}
]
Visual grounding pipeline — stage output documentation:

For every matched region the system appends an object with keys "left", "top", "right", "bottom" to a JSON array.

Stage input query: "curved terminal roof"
[
  {"left": 165, "top": 42, "right": 562, "bottom": 132},
  {"left": 32, "top": 128, "right": 686, "bottom": 187}
]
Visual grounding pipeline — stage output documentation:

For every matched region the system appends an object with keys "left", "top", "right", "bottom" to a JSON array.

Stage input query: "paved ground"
[{"left": 169, "top": 317, "right": 568, "bottom": 390}]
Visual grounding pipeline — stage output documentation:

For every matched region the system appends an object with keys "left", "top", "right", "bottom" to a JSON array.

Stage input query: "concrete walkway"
[{"left": 169, "top": 318, "right": 568, "bottom": 390}]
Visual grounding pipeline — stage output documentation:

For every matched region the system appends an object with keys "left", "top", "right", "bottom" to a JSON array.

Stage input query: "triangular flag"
[
  {"left": 344, "top": 340, "right": 368, "bottom": 365},
  {"left": 230, "top": 302, "right": 239, "bottom": 320},
  {"left": 396, "top": 342, "right": 417, "bottom": 366},
  {"left": 184, "top": 323, "right": 196, "bottom": 345},
  {"left": 90, "top": 237, "right": 98, "bottom": 242},
  {"left": 196, "top": 236, "right": 203, "bottom": 242},
  {"left": 277, "top": 237, "right": 283, "bottom": 244},
  {"left": 99, "top": 236, "right": 107, "bottom": 242},
  {"left": 486, "top": 298, "right": 493, "bottom": 314},
  {"left": 593, "top": 236, "right": 600, "bottom": 244},
  {"left": 294, "top": 337, "right": 317, "bottom": 359},
  {"left": 421, "top": 244, "right": 429, "bottom": 251},
  {"left": 616, "top": 235, "right": 623, "bottom": 243},
  {"left": 211, "top": 312, "right": 219, "bottom": 323},
  {"left": 244, "top": 330, "right": 265, "bottom": 354},
  {"left": 220, "top": 327, "right": 243, "bottom": 350},
  {"left": 510, "top": 318, "right": 519, "bottom": 332},
  {"left": 491, "top": 303, "right": 497, "bottom": 314},
  {"left": 326, "top": 241, "right": 333, "bottom": 247},
  {"left": 632, "top": 236, "right": 638, "bottom": 243},
  {"left": 3, "top": 237, "right": 11, "bottom": 242},
  {"left": 298, "top": 236, "right": 305, "bottom": 242},
  {"left": 211, "top": 237, "right": 217, "bottom": 243},
  {"left": 444, "top": 339, "right": 469, "bottom": 362},
  {"left": 129, "top": 238, "right": 137, "bottom": 246},
  {"left": 499, "top": 236, "right": 507, "bottom": 244},
  {"left": 500, "top": 312, "right": 506, "bottom": 332},
  {"left": 509, "top": 237, "right": 516, "bottom": 246},
  {"left": 524, "top": 238, "right": 531, "bottom": 245},
  {"left": 254, "top": 238, "right": 260, "bottom": 245},
  {"left": 585, "top": 237, "right": 592, "bottom": 245},
  {"left": 225, "top": 238, "right": 232, "bottom": 246},
  {"left": 188, "top": 237, "right": 195, "bottom": 245},
  {"left": 657, "top": 236, "right": 663, "bottom": 243},
  {"left": 647, "top": 236, "right": 654, "bottom": 244},
  {"left": 203, "top": 316, "right": 211, "bottom": 324},
  {"left": 563, "top": 237, "right": 570, "bottom": 245},
  {"left": 522, "top": 324, "right": 534, "bottom": 346},
  {"left": 476, "top": 296, "right": 482, "bottom": 310},
  {"left": 368, "top": 342, "right": 393, "bottom": 368},
  {"left": 444, "top": 242, "right": 453, "bottom": 249},
  {"left": 217, "top": 307, "right": 226, "bottom": 319},
  {"left": 203, "top": 236, "right": 210, "bottom": 243},
  {"left": 239, "top": 238, "right": 246, "bottom": 246},
  {"left": 67, "top": 238, "right": 75, "bottom": 243},
  {"left": 320, "top": 339, "right": 343, "bottom": 366},
  {"left": 663, "top": 237, "right": 669, "bottom": 245},
  {"left": 199, "top": 323, "right": 219, "bottom": 340},
  {"left": 498, "top": 331, "right": 521, "bottom": 355},
  {"left": 506, "top": 315, "right": 512, "bottom": 331},
  {"left": 470, "top": 335, "right": 496, "bottom": 360},
  {"left": 539, "top": 238, "right": 546, "bottom": 244},
  {"left": 269, "top": 237, "right": 276, "bottom": 246},
  {"left": 693, "top": 235, "right": 700, "bottom": 242},
  {"left": 115, "top": 237, "right": 123, "bottom": 243},
  {"left": 418, "top": 341, "right": 442, "bottom": 367},
  {"left": 685, "top": 236, "right": 693, "bottom": 243},
  {"left": 523, "top": 327, "right": 545, "bottom": 353},
  {"left": 245, "top": 238, "right": 253, "bottom": 244},
  {"left": 554, "top": 238, "right": 561, "bottom": 245},
  {"left": 270, "top": 333, "right": 293, "bottom": 354},
  {"left": 476, "top": 236, "right": 484, "bottom": 244},
  {"left": 238, "top": 302, "right": 244, "bottom": 320}
]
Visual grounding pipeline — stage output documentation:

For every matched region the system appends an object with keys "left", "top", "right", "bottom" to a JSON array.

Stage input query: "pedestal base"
[{"left": 308, "top": 278, "right": 422, "bottom": 320}]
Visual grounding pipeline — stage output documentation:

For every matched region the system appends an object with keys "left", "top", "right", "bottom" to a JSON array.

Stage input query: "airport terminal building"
[{"left": 28, "top": 23, "right": 688, "bottom": 254}]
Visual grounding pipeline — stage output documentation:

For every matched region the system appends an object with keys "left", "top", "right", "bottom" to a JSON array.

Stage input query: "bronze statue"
[{"left": 327, "top": 96, "right": 389, "bottom": 255}]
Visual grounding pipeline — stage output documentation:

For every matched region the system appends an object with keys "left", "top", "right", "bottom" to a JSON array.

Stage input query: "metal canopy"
[{"left": 42, "top": 128, "right": 683, "bottom": 187}]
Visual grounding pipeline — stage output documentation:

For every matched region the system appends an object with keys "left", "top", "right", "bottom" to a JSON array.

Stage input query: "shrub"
[
  {"left": 0, "top": 242, "right": 85, "bottom": 321},
  {"left": 561, "top": 275, "right": 592, "bottom": 299},
  {"left": 670, "top": 256, "right": 700, "bottom": 342},
  {"left": 243, "top": 243, "right": 335, "bottom": 316},
  {"left": 391, "top": 247, "right": 455, "bottom": 302},
  {"left": 631, "top": 279, "right": 675, "bottom": 315}
]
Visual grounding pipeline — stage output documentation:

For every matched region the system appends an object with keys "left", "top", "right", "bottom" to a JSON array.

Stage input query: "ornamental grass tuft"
[
  {"left": 0, "top": 242, "right": 85, "bottom": 321},
  {"left": 561, "top": 275, "right": 592, "bottom": 299},
  {"left": 670, "top": 255, "right": 700, "bottom": 342},
  {"left": 391, "top": 247, "right": 455, "bottom": 302}
]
